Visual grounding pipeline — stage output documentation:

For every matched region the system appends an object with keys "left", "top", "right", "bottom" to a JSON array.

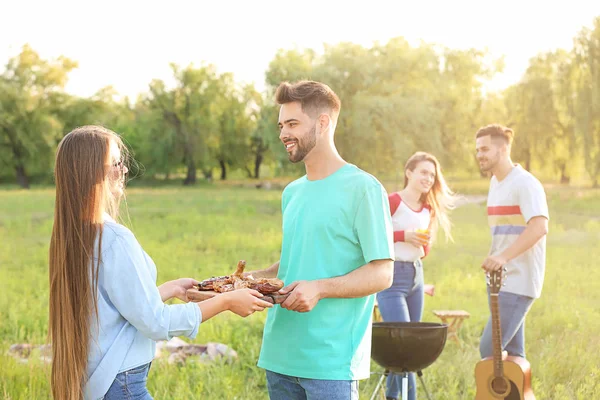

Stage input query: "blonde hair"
[
  {"left": 49, "top": 125, "right": 128, "bottom": 399},
  {"left": 404, "top": 152, "right": 456, "bottom": 241}
]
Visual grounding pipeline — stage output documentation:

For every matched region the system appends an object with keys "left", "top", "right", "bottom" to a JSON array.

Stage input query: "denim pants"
[
  {"left": 479, "top": 291, "right": 535, "bottom": 359},
  {"left": 375, "top": 260, "right": 424, "bottom": 400},
  {"left": 102, "top": 362, "right": 153, "bottom": 400},
  {"left": 265, "top": 370, "right": 359, "bottom": 400}
]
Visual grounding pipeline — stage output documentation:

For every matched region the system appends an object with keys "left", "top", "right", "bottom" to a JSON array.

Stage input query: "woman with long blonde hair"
[
  {"left": 376, "top": 151, "right": 456, "bottom": 400},
  {"left": 49, "top": 125, "right": 273, "bottom": 400}
]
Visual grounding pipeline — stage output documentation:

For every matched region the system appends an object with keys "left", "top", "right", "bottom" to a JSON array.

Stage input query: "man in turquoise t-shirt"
[{"left": 247, "top": 80, "right": 394, "bottom": 400}]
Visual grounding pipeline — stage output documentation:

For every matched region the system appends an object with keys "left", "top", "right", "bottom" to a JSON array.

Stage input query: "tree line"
[{"left": 1, "top": 17, "right": 599, "bottom": 188}]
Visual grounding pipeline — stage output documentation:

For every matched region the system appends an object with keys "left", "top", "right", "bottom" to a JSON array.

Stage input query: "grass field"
[{"left": 1, "top": 182, "right": 599, "bottom": 399}]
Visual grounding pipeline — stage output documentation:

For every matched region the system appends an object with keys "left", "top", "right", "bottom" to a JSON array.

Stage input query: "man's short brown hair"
[
  {"left": 275, "top": 80, "right": 341, "bottom": 120},
  {"left": 475, "top": 124, "right": 514, "bottom": 146}
]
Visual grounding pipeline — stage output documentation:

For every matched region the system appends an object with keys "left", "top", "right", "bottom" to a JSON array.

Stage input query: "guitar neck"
[{"left": 490, "top": 293, "right": 504, "bottom": 378}]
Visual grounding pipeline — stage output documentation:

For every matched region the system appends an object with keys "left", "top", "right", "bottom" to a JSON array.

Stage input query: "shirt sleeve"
[
  {"left": 354, "top": 183, "right": 395, "bottom": 264},
  {"left": 388, "top": 193, "right": 405, "bottom": 242},
  {"left": 388, "top": 192, "right": 401, "bottom": 215},
  {"left": 281, "top": 186, "right": 289, "bottom": 215},
  {"left": 394, "top": 230, "right": 406, "bottom": 242},
  {"left": 102, "top": 232, "right": 201, "bottom": 341},
  {"left": 518, "top": 177, "right": 550, "bottom": 223}
]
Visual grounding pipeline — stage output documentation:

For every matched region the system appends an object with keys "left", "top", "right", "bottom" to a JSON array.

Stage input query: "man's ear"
[
  {"left": 492, "top": 136, "right": 509, "bottom": 156},
  {"left": 317, "top": 113, "right": 331, "bottom": 134}
]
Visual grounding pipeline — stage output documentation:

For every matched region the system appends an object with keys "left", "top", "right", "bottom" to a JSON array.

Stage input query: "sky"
[{"left": 1, "top": 0, "right": 599, "bottom": 99}]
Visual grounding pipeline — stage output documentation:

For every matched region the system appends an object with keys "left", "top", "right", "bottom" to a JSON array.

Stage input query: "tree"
[
  {"left": 0, "top": 45, "right": 77, "bottom": 187},
  {"left": 505, "top": 54, "right": 560, "bottom": 173},
  {"left": 262, "top": 39, "right": 500, "bottom": 179},
  {"left": 572, "top": 17, "right": 600, "bottom": 187},
  {"left": 550, "top": 50, "right": 579, "bottom": 183},
  {"left": 249, "top": 101, "right": 280, "bottom": 179},
  {"left": 265, "top": 48, "right": 316, "bottom": 88},
  {"left": 143, "top": 63, "right": 222, "bottom": 185},
  {"left": 212, "top": 80, "right": 261, "bottom": 180}
]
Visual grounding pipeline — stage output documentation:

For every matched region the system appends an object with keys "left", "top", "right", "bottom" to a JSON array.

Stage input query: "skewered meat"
[{"left": 198, "top": 260, "right": 284, "bottom": 295}]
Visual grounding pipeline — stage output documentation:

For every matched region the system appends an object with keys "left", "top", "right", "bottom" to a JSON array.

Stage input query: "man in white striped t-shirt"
[{"left": 475, "top": 124, "right": 549, "bottom": 360}]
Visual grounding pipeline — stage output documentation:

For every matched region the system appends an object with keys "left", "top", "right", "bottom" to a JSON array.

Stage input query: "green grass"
[{"left": 1, "top": 184, "right": 599, "bottom": 399}]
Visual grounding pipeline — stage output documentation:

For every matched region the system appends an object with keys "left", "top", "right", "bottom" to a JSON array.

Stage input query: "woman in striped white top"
[{"left": 376, "top": 152, "right": 457, "bottom": 400}]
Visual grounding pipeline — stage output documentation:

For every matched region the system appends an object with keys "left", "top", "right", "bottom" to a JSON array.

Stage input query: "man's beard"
[
  {"left": 479, "top": 155, "right": 499, "bottom": 172},
  {"left": 289, "top": 124, "right": 317, "bottom": 163}
]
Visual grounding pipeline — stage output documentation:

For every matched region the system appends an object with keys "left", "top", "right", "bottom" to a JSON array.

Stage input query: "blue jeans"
[
  {"left": 103, "top": 362, "right": 153, "bottom": 400},
  {"left": 375, "top": 260, "right": 424, "bottom": 400},
  {"left": 265, "top": 370, "right": 359, "bottom": 400},
  {"left": 479, "top": 291, "right": 535, "bottom": 358}
]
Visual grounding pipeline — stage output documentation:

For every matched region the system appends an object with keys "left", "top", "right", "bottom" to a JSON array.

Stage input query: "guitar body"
[
  {"left": 475, "top": 270, "right": 535, "bottom": 400},
  {"left": 475, "top": 354, "right": 535, "bottom": 399}
]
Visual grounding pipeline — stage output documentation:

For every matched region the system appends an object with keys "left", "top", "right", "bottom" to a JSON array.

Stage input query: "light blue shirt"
[{"left": 84, "top": 215, "right": 201, "bottom": 400}]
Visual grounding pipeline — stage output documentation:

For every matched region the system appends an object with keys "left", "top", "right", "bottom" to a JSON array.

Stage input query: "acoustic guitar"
[{"left": 474, "top": 269, "right": 535, "bottom": 399}]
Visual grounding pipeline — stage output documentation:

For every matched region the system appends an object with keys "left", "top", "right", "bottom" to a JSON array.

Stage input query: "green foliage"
[
  {"left": 501, "top": 17, "right": 600, "bottom": 185},
  {"left": 264, "top": 39, "right": 502, "bottom": 177},
  {"left": 0, "top": 45, "right": 77, "bottom": 187},
  {"left": 2, "top": 17, "right": 600, "bottom": 187},
  {"left": 572, "top": 17, "right": 600, "bottom": 186}
]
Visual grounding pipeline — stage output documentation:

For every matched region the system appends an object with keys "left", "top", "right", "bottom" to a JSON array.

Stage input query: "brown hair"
[
  {"left": 49, "top": 125, "right": 127, "bottom": 400},
  {"left": 275, "top": 80, "right": 341, "bottom": 121},
  {"left": 475, "top": 124, "right": 514, "bottom": 146},
  {"left": 404, "top": 152, "right": 456, "bottom": 241}
]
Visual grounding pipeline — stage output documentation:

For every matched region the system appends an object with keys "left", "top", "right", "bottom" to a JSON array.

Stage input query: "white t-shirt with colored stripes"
[
  {"left": 388, "top": 193, "right": 432, "bottom": 262},
  {"left": 487, "top": 164, "right": 549, "bottom": 299}
]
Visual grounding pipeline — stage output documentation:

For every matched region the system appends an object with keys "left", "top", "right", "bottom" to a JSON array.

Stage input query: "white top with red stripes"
[{"left": 388, "top": 192, "right": 431, "bottom": 262}]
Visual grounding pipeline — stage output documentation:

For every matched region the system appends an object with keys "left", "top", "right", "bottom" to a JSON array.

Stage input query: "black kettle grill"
[{"left": 370, "top": 322, "right": 448, "bottom": 400}]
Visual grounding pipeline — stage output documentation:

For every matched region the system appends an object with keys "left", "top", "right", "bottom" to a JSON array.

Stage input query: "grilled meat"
[{"left": 198, "top": 260, "right": 284, "bottom": 294}]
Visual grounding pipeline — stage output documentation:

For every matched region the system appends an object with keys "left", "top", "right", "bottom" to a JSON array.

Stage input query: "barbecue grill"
[{"left": 370, "top": 322, "right": 448, "bottom": 400}]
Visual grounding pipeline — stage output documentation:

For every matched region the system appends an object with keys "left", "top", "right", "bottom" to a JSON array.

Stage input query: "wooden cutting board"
[
  {"left": 186, "top": 289, "right": 219, "bottom": 302},
  {"left": 186, "top": 288, "right": 289, "bottom": 304}
]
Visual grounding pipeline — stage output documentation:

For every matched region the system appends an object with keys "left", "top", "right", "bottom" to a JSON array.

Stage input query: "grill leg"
[
  {"left": 417, "top": 370, "right": 433, "bottom": 400},
  {"left": 369, "top": 371, "right": 387, "bottom": 400},
  {"left": 401, "top": 373, "right": 408, "bottom": 400}
]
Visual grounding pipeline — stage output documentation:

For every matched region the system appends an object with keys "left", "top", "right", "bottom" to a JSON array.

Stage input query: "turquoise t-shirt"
[{"left": 257, "top": 163, "right": 394, "bottom": 380}]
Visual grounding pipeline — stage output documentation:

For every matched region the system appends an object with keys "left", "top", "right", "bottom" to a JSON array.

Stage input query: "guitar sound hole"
[{"left": 491, "top": 377, "right": 508, "bottom": 395}]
